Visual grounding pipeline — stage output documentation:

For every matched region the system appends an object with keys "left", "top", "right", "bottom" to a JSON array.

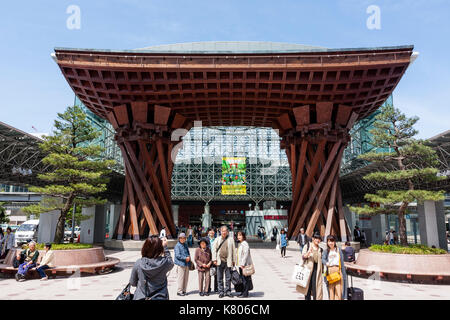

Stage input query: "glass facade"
[
  {"left": 74, "top": 96, "right": 124, "bottom": 174},
  {"left": 341, "top": 95, "right": 393, "bottom": 175},
  {"left": 172, "top": 126, "right": 291, "bottom": 201},
  {"left": 0, "top": 184, "right": 28, "bottom": 192}
]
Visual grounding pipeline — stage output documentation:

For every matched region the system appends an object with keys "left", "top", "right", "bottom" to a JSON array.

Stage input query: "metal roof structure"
[
  {"left": 135, "top": 41, "right": 327, "bottom": 53},
  {"left": 0, "top": 121, "right": 51, "bottom": 186}
]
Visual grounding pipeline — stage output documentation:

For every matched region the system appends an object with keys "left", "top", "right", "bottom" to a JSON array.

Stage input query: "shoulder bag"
[
  {"left": 242, "top": 264, "right": 255, "bottom": 276},
  {"left": 326, "top": 251, "right": 342, "bottom": 284}
]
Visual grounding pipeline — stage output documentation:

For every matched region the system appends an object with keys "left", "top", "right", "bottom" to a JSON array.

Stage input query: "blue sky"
[{"left": 0, "top": 0, "right": 449, "bottom": 138}]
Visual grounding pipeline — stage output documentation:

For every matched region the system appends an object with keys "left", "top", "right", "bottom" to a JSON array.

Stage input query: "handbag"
[
  {"left": 326, "top": 253, "right": 342, "bottom": 284},
  {"left": 242, "top": 264, "right": 255, "bottom": 276},
  {"left": 189, "top": 260, "right": 196, "bottom": 271},
  {"left": 210, "top": 266, "right": 216, "bottom": 277},
  {"left": 116, "top": 283, "right": 133, "bottom": 301},
  {"left": 291, "top": 262, "right": 311, "bottom": 288}
]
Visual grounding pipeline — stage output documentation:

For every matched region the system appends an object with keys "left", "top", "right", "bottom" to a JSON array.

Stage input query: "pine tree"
[
  {"left": 23, "top": 105, "right": 115, "bottom": 243},
  {"left": 0, "top": 202, "right": 9, "bottom": 224},
  {"left": 349, "top": 104, "right": 445, "bottom": 246}
]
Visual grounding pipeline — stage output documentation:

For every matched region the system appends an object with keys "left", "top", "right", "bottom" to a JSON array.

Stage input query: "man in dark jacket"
[
  {"left": 296, "top": 228, "right": 309, "bottom": 253},
  {"left": 353, "top": 226, "right": 362, "bottom": 242},
  {"left": 129, "top": 236, "right": 174, "bottom": 300}
]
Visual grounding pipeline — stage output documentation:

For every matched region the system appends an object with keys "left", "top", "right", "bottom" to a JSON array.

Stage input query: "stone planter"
[
  {"left": 0, "top": 246, "right": 120, "bottom": 277},
  {"left": 345, "top": 249, "right": 450, "bottom": 284}
]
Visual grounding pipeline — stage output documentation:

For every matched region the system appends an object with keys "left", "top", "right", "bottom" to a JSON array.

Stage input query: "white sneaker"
[{"left": 40, "top": 276, "right": 48, "bottom": 281}]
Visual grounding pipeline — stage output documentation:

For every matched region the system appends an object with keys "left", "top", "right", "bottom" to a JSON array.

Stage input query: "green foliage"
[
  {"left": 350, "top": 103, "right": 446, "bottom": 246},
  {"left": 23, "top": 105, "right": 115, "bottom": 243},
  {"left": 22, "top": 243, "right": 93, "bottom": 250},
  {"left": 0, "top": 202, "right": 9, "bottom": 224},
  {"left": 66, "top": 204, "right": 92, "bottom": 225},
  {"left": 369, "top": 104, "right": 419, "bottom": 148},
  {"left": 369, "top": 244, "right": 447, "bottom": 255}
]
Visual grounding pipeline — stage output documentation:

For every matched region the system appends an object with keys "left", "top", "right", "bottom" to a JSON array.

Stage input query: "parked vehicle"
[
  {"left": 15, "top": 219, "right": 39, "bottom": 246},
  {"left": 64, "top": 226, "right": 81, "bottom": 241}
]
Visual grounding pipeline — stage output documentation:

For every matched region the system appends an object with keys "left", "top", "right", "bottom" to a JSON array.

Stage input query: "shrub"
[
  {"left": 369, "top": 244, "right": 447, "bottom": 255},
  {"left": 22, "top": 243, "right": 93, "bottom": 250}
]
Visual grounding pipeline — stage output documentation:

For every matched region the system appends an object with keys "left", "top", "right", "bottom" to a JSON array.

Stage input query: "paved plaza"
[{"left": 0, "top": 244, "right": 449, "bottom": 300}]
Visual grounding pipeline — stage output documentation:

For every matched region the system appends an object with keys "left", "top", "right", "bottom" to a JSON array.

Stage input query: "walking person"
[
  {"left": 271, "top": 226, "right": 278, "bottom": 242},
  {"left": 194, "top": 238, "right": 212, "bottom": 296},
  {"left": 322, "top": 235, "right": 348, "bottom": 300},
  {"left": 296, "top": 228, "right": 309, "bottom": 254},
  {"left": 0, "top": 228, "right": 4, "bottom": 259},
  {"left": 361, "top": 230, "right": 367, "bottom": 248},
  {"left": 277, "top": 229, "right": 288, "bottom": 258},
  {"left": 236, "top": 231, "right": 253, "bottom": 298},
  {"left": 36, "top": 243, "right": 54, "bottom": 281},
  {"left": 129, "top": 236, "right": 174, "bottom": 300},
  {"left": 174, "top": 233, "right": 191, "bottom": 296},
  {"left": 15, "top": 241, "right": 39, "bottom": 282},
  {"left": 0, "top": 227, "right": 15, "bottom": 259},
  {"left": 296, "top": 232, "right": 324, "bottom": 300},
  {"left": 187, "top": 226, "right": 194, "bottom": 247},
  {"left": 211, "top": 225, "right": 236, "bottom": 298},
  {"left": 388, "top": 229, "right": 395, "bottom": 245},
  {"left": 353, "top": 226, "right": 361, "bottom": 243}
]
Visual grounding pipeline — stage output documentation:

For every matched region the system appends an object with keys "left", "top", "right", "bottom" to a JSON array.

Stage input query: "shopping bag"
[{"left": 291, "top": 263, "right": 311, "bottom": 288}]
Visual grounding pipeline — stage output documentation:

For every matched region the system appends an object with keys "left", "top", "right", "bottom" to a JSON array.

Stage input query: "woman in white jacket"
[{"left": 236, "top": 231, "right": 253, "bottom": 298}]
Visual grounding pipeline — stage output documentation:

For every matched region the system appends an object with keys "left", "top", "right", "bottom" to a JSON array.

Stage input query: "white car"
[{"left": 15, "top": 220, "right": 39, "bottom": 246}]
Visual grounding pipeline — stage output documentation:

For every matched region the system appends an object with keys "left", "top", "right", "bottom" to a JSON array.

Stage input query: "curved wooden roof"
[{"left": 54, "top": 43, "right": 414, "bottom": 128}]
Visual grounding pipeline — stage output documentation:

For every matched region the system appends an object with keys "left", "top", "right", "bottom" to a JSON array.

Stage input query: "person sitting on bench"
[
  {"left": 36, "top": 243, "right": 54, "bottom": 281},
  {"left": 15, "top": 241, "right": 39, "bottom": 282},
  {"left": 13, "top": 251, "right": 25, "bottom": 268}
]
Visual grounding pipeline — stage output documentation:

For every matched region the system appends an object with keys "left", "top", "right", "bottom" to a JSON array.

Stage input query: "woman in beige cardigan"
[{"left": 296, "top": 232, "right": 323, "bottom": 300}]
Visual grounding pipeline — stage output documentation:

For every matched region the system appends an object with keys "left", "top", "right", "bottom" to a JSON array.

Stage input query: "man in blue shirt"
[{"left": 174, "top": 233, "right": 191, "bottom": 296}]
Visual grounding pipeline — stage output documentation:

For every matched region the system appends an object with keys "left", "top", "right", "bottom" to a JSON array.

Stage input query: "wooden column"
[
  {"left": 282, "top": 103, "right": 358, "bottom": 240},
  {"left": 108, "top": 102, "right": 182, "bottom": 239}
]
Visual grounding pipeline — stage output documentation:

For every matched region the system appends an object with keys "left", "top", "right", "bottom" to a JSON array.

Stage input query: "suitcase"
[{"left": 347, "top": 274, "right": 364, "bottom": 300}]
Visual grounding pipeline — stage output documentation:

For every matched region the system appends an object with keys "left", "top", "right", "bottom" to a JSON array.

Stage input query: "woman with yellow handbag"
[{"left": 322, "top": 235, "right": 348, "bottom": 300}]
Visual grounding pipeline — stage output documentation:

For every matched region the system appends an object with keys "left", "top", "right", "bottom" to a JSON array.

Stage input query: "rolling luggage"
[{"left": 347, "top": 274, "right": 364, "bottom": 300}]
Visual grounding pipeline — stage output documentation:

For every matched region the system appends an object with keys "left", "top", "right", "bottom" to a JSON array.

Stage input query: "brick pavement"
[{"left": 0, "top": 245, "right": 449, "bottom": 300}]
